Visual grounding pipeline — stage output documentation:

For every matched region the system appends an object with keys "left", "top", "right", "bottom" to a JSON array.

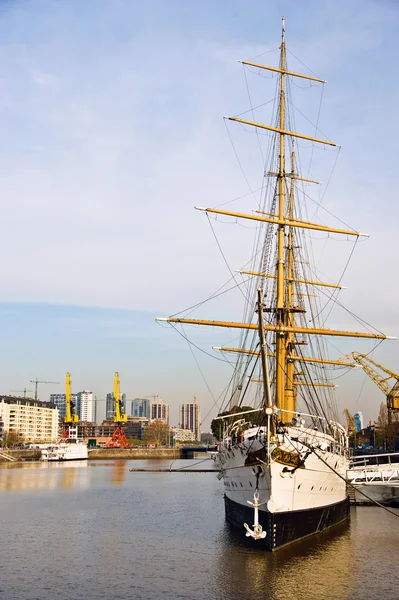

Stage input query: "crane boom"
[
  {"left": 346, "top": 353, "right": 399, "bottom": 408},
  {"left": 343, "top": 408, "right": 355, "bottom": 436},
  {"left": 30, "top": 378, "right": 60, "bottom": 401},
  {"left": 344, "top": 352, "right": 399, "bottom": 451}
]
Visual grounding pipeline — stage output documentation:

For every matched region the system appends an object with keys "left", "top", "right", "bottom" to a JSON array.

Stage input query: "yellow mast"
[
  {"left": 155, "top": 18, "right": 396, "bottom": 422},
  {"left": 285, "top": 144, "right": 296, "bottom": 419},
  {"left": 275, "top": 16, "right": 287, "bottom": 413}
]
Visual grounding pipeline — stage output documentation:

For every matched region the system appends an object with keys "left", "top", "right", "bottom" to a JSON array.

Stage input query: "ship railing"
[{"left": 350, "top": 452, "right": 399, "bottom": 469}]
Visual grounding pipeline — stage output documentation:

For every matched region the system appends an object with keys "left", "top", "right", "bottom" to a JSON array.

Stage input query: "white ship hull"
[
  {"left": 41, "top": 442, "right": 88, "bottom": 462},
  {"left": 218, "top": 424, "right": 349, "bottom": 550}
]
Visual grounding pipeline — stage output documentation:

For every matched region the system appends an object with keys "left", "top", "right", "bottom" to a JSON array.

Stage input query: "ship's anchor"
[{"left": 244, "top": 489, "right": 266, "bottom": 540}]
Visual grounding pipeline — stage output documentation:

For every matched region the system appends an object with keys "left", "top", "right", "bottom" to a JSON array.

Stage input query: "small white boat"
[
  {"left": 347, "top": 452, "right": 399, "bottom": 505},
  {"left": 41, "top": 441, "right": 88, "bottom": 462}
]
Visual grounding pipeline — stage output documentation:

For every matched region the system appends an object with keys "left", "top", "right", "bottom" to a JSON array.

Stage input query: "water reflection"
[
  {"left": 0, "top": 461, "right": 90, "bottom": 492},
  {"left": 111, "top": 460, "right": 127, "bottom": 485},
  {"left": 216, "top": 521, "right": 353, "bottom": 600},
  {"left": 0, "top": 460, "right": 133, "bottom": 492}
]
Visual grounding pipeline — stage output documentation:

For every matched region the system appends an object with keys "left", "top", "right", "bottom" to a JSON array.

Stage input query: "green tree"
[
  {"left": 211, "top": 405, "right": 265, "bottom": 441},
  {"left": 144, "top": 420, "right": 170, "bottom": 447},
  {"left": 2, "top": 430, "right": 23, "bottom": 448}
]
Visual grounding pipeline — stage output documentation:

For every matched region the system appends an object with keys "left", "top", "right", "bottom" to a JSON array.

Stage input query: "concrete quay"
[
  {"left": 0, "top": 449, "right": 41, "bottom": 463},
  {"left": 0, "top": 446, "right": 211, "bottom": 462},
  {"left": 88, "top": 447, "right": 180, "bottom": 460}
]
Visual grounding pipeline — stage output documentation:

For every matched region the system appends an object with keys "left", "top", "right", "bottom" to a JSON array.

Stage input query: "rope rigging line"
[
  {"left": 309, "top": 446, "right": 399, "bottom": 520},
  {"left": 308, "top": 238, "right": 358, "bottom": 324},
  {"left": 169, "top": 276, "right": 253, "bottom": 319},
  {"left": 279, "top": 429, "right": 399, "bottom": 519},
  {"left": 224, "top": 120, "right": 258, "bottom": 201},
  {"left": 206, "top": 214, "right": 253, "bottom": 306},
  {"left": 286, "top": 97, "right": 334, "bottom": 146}
]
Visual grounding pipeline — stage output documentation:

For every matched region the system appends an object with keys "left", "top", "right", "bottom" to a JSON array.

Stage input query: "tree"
[
  {"left": 211, "top": 405, "right": 265, "bottom": 441},
  {"left": 2, "top": 430, "right": 23, "bottom": 448},
  {"left": 144, "top": 420, "right": 170, "bottom": 447}
]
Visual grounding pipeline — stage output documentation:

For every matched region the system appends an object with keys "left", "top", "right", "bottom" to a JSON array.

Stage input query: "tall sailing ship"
[{"left": 156, "top": 19, "right": 394, "bottom": 550}]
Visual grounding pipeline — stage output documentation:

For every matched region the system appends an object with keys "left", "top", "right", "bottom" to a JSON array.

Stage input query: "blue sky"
[{"left": 0, "top": 0, "right": 398, "bottom": 427}]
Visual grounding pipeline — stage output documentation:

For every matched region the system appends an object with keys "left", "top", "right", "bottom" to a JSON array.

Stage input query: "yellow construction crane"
[
  {"left": 344, "top": 353, "right": 399, "bottom": 450},
  {"left": 343, "top": 408, "right": 356, "bottom": 438},
  {"left": 63, "top": 372, "right": 78, "bottom": 439},
  {"left": 106, "top": 372, "right": 131, "bottom": 448},
  {"left": 343, "top": 408, "right": 358, "bottom": 449}
]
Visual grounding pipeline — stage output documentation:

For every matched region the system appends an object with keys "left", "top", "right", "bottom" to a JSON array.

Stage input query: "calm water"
[{"left": 0, "top": 459, "right": 398, "bottom": 600}]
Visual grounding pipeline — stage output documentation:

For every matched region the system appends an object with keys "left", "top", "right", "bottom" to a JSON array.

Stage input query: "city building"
[
  {"left": 106, "top": 392, "right": 126, "bottom": 420},
  {"left": 179, "top": 397, "right": 201, "bottom": 441},
  {"left": 130, "top": 398, "right": 151, "bottom": 419},
  {"left": 354, "top": 412, "right": 364, "bottom": 433},
  {"left": 0, "top": 395, "right": 59, "bottom": 443},
  {"left": 171, "top": 427, "right": 195, "bottom": 442},
  {"left": 49, "top": 393, "right": 78, "bottom": 420},
  {"left": 150, "top": 398, "right": 170, "bottom": 425},
  {"left": 79, "top": 417, "right": 149, "bottom": 445},
  {"left": 77, "top": 391, "right": 93, "bottom": 422},
  {"left": 0, "top": 418, "right": 3, "bottom": 443}
]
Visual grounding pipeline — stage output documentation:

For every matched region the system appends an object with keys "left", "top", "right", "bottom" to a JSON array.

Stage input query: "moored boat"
[
  {"left": 41, "top": 440, "right": 88, "bottom": 462},
  {"left": 156, "top": 18, "right": 395, "bottom": 550}
]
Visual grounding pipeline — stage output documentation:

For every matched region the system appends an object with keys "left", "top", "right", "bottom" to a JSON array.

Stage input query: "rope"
[{"left": 309, "top": 446, "right": 399, "bottom": 519}]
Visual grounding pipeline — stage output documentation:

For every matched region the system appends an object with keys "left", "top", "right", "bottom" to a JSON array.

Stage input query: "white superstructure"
[{"left": 41, "top": 441, "right": 88, "bottom": 461}]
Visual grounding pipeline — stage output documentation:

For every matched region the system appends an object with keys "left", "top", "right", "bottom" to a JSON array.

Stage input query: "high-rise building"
[
  {"left": 354, "top": 412, "right": 364, "bottom": 433},
  {"left": 150, "top": 398, "right": 170, "bottom": 426},
  {"left": 106, "top": 392, "right": 126, "bottom": 420},
  {"left": 0, "top": 395, "right": 59, "bottom": 442},
  {"left": 130, "top": 398, "right": 151, "bottom": 419},
  {"left": 76, "top": 391, "right": 93, "bottom": 422},
  {"left": 49, "top": 393, "right": 78, "bottom": 420},
  {"left": 179, "top": 397, "right": 201, "bottom": 441}
]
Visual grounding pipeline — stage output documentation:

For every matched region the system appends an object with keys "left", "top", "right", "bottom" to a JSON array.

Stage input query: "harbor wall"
[
  {"left": 0, "top": 449, "right": 41, "bottom": 462},
  {"left": 87, "top": 448, "right": 180, "bottom": 460},
  {"left": 0, "top": 447, "right": 185, "bottom": 462}
]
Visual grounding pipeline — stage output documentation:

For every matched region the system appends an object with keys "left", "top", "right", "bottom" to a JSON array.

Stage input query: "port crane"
[
  {"left": 344, "top": 353, "right": 399, "bottom": 450},
  {"left": 63, "top": 372, "right": 79, "bottom": 440},
  {"left": 106, "top": 372, "right": 131, "bottom": 448},
  {"left": 30, "top": 378, "right": 60, "bottom": 401},
  {"left": 343, "top": 408, "right": 356, "bottom": 446}
]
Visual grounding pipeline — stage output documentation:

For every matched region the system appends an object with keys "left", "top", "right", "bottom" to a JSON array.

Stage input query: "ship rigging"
[{"left": 156, "top": 18, "right": 395, "bottom": 550}]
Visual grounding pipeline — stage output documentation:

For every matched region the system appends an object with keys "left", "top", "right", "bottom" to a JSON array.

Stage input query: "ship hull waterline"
[{"left": 224, "top": 493, "right": 350, "bottom": 551}]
